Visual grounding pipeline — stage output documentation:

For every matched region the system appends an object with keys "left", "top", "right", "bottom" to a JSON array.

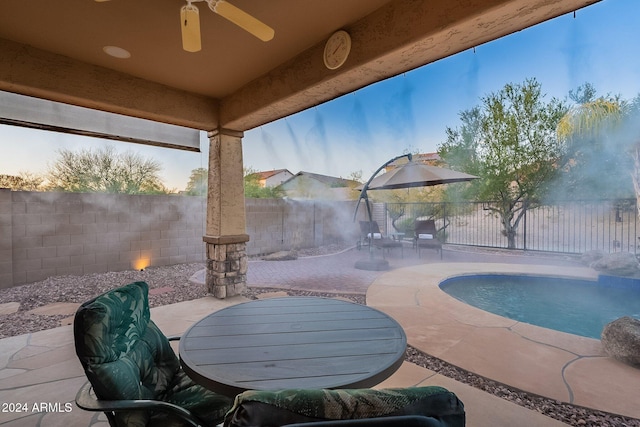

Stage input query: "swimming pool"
[{"left": 439, "top": 274, "right": 640, "bottom": 339}]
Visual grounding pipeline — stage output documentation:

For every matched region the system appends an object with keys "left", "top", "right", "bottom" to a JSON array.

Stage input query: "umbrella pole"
[{"left": 363, "top": 192, "right": 374, "bottom": 260}]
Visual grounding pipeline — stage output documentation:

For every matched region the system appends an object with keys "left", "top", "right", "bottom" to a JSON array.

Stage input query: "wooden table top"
[{"left": 179, "top": 297, "right": 407, "bottom": 397}]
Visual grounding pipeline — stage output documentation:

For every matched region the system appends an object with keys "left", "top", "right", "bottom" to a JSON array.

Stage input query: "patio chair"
[
  {"left": 358, "top": 220, "right": 403, "bottom": 258},
  {"left": 223, "top": 386, "right": 465, "bottom": 427},
  {"left": 414, "top": 220, "right": 443, "bottom": 259},
  {"left": 73, "top": 281, "right": 233, "bottom": 427}
]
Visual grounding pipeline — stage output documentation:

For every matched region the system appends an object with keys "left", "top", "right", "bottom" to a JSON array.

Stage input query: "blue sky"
[{"left": 2, "top": 0, "right": 639, "bottom": 190}]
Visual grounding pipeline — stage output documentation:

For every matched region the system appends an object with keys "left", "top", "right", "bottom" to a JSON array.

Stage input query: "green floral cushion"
[
  {"left": 223, "top": 387, "right": 465, "bottom": 427},
  {"left": 74, "top": 281, "right": 232, "bottom": 426}
]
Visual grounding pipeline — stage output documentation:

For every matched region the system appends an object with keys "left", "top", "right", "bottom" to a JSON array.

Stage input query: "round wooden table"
[{"left": 179, "top": 297, "right": 407, "bottom": 397}]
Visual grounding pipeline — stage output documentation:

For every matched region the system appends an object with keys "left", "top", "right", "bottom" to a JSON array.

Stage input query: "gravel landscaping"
[{"left": 0, "top": 246, "right": 638, "bottom": 427}]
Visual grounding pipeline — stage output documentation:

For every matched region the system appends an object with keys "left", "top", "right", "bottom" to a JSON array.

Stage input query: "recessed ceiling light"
[{"left": 103, "top": 46, "right": 131, "bottom": 59}]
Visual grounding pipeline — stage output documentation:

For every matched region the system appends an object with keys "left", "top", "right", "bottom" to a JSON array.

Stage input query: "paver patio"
[{"left": 1, "top": 245, "right": 638, "bottom": 426}]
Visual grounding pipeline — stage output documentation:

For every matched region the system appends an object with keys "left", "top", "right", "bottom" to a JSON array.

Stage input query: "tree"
[
  {"left": 184, "top": 167, "right": 208, "bottom": 196},
  {"left": 243, "top": 167, "right": 284, "bottom": 198},
  {"left": 346, "top": 170, "right": 363, "bottom": 184},
  {"left": 439, "top": 78, "right": 568, "bottom": 248},
  {"left": 46, "top": 146, "right": 168, "bottom": 194},
  {"left": 557, "top": 86, "right": 640, "bottom": 216},
  {"left": 626, "top": 95, "right": 640, "bottom": 218},
  {"left": 0, "top": 172, "right": 44, "bottom": 191},
  {"left": 555, "top": 83, "right": 633, "bottom": 200}
]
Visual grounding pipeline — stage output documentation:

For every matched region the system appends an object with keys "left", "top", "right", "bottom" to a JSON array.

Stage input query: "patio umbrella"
[
  {"left": 354, "top": 156, "right": 479, "bottom": 224},
  {"left": 357, "top": 160, "right": 478, "bottom": 191},
  {"left": 353, "top": 156, "right": 477, "bottom": 271}
]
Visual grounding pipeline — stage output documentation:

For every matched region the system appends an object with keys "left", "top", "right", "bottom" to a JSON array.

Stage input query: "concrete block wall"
[
  {"left": 245, "top": 198, "right": 358, "bottom": 256},
  {"left": 0, "top": 189, "right": 11, "bottom": 286},
  {"left": 0, "top": 191, "right": 360, "bottom": 288},
  {"left": 3, "top": 191, "right": 206, "bottom": 288},
  {"left": 246, "top": 198, "right": 287, "bottom": 255},
  {"left": 317, "top": 200, "right": 361, "bottom": 246}
]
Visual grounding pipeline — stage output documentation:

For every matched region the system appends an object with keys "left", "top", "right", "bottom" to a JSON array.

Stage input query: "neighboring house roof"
[
  {"left": 386, "top": 152, "right": 442, "bottom": 170},
  {"left": 280, "top": 171, "right": 361, "bottom": 201},
  {"left": 281, "top": 171, "right": 359, "bottom": 188},
  {"left": 414, "top": 152, "right": 441, "bottom": 163},
  {"left": 249, "top": 169, "right": 293, "bottom": 180}
]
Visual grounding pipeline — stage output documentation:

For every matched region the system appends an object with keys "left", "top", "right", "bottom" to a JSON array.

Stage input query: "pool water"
[{"left": 439, "top": 274, "right": 640, "bottom": 339}]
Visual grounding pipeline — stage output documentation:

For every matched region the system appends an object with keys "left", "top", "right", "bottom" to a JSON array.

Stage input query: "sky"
[{"left": 1, "top": 0, "right": 639, "bottom": 191}]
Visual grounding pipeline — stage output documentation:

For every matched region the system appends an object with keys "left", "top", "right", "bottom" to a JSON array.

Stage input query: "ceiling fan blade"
[
  {"left": 209, "top": 0, "right": 274, "bottom": 42},
  {"left": 181, "top": 4, "right": 202, "bottom": 52}
]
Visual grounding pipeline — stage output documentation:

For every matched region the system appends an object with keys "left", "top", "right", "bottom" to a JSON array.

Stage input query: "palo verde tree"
[
  {"left": 439, "top": 78, "right": 568, "bottom": 248},
  {"left": 46, "top": 146, "right": 168, "bottom": 194},
  {"left": 626, "top": 95, "right": 640, "bottom": 217},
  {"left": 554, "top": 83, "right": 634, "bottom": 201}
]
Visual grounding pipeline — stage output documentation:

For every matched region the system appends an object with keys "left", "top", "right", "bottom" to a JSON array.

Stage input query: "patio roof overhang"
[{"left": 0, "top": 0, "right": 599, "bottom": 144}]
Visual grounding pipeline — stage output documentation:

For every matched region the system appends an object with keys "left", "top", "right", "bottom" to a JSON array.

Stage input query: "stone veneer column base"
[{"left": 204, "top": 236, "right": 249, "bottom": 299}]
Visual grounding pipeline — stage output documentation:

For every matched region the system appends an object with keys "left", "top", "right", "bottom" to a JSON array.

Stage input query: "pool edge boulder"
[
  {"left": 601, "top": 316, "right": 640, "bottom": 368},
  {"left": 589, "top": 252, "right": 640, "bottom": 277}
]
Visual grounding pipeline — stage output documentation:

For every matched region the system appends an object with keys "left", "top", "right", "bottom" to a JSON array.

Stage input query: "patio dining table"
[{"left": 179, "top": 297, "right": 407, "bottom": 397}]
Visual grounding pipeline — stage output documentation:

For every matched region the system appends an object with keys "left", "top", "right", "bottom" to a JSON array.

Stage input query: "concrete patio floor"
[
  {"left": 367, "top": 262, "right": 640, "bottom": 421},
  {"left": 1, "top": 246, "right": 639, "bottom": 426}
]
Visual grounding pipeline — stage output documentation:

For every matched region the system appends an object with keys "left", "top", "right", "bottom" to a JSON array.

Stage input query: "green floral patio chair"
[
  {"left": 223, "top": 386, "right": 465, "bottom": 427},
  {"left": 74, "top": 281, "right": 233, "bottom": 427}
]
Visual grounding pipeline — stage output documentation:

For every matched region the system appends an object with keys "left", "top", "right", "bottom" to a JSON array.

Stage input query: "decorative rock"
[
  {"left": 590, "top": 252, "right": 640, "bottom": 277},
  {"left": 262, "top": 251, "right": 298, "bottom": 261},
  {"left": 580, "top": 250, "right": 605, "bottom": 266},
  {"left": 601, "top": 316, "right": 640, "bottom": 368},
  {"left": 0, "top": 302, "right": 20, "bottom": 315}
]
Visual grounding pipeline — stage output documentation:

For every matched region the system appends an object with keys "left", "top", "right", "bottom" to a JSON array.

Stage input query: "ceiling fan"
[{"left": 180, "top": 0, "right": 274, "bottom": 52}]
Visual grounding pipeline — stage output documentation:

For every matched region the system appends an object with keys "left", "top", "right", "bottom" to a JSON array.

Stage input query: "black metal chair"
[
  {"left": 414, "top": 219, "right": 443, "bottom": 259},
  {"left": 359, "top": 220, "right": 403, "bottom": 258},
  {"left": 74, "top": 281, "right": 233, "bottom": 427}
]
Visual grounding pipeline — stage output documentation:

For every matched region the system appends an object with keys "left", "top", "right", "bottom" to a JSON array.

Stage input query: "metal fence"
[{"left": 382, "top": 199, "right": 639, "bottom": 254}]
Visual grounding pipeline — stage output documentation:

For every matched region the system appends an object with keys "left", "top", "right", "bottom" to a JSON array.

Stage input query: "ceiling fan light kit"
[
  {"left": 181, "top": 3, "right": 202, "bottom": 52},
  {"left": 180, "top": 0, "right": 274, "bottom": 52}
]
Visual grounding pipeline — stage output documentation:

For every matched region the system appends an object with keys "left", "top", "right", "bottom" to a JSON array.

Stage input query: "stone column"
[{"left": 204, "top": 128, "right": 249, "bottom": 298}]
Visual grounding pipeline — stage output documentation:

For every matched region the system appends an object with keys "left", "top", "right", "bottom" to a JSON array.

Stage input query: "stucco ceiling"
[
  {"left": 0, "top": 0, "right": 391, "bottom": 99},
  {"left": 0, "top": 0, "right": 599, "bottom": 134}
]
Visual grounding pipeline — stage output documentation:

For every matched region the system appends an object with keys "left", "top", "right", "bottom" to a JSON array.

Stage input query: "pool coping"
[{"left": 366, "top": 262, "right": 640, "bottom": 420}]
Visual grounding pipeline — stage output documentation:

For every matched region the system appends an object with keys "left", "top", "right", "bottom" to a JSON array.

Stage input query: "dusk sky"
[{"left": 1, "top": 0, "right": 639, "bottom": 190}]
